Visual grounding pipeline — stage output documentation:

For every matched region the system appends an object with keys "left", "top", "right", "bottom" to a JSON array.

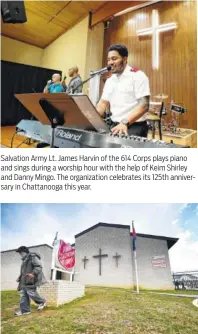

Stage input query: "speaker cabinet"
[{"left": 1, "top": 1, "right": 27, "bottom": 23}]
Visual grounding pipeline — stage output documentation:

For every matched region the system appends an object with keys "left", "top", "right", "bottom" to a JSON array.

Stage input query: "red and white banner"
[
  {"left": 152, "top": 255, "right": 167, "bottom": 268},
  {"left": 54, "top": 240, "right": 75, "bottom": 271}
]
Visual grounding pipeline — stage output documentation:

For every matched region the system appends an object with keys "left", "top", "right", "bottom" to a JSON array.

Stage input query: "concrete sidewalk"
[{"left": 147, "top": 291, "right": 198, "bottom": 298}]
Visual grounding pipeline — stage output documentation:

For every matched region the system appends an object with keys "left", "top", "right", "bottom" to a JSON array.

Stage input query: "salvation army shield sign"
[{"left": 55, "top": 240, "right": 75, "bottom": 271}]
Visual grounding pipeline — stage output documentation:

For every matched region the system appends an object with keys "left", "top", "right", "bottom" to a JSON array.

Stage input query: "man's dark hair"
[
  {"left": 108, "top": 44, "right": 128, "bottom": 57},
  {"left": 16, "top": 246, "right": 29, "bottom": 254}
]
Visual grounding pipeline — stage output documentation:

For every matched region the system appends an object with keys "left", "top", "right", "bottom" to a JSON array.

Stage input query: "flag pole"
[
  {"left": 51, "top": 232, "right": 58, "bottom": 280},
  {"left": 132, "top": 221, "right": 139, "bottom": 293}
]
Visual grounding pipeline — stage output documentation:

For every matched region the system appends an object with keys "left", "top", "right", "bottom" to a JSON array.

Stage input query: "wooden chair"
[{"left": 146, "top": 101, "right": 164, "bottom": 140}]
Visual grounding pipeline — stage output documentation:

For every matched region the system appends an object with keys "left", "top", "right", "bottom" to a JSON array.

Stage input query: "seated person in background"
[
  {"left": 96, "top": 44, "right": 150, "bottom": 137},
  {"left": 66, "top": 66, "right": 83, "bottom": 94},
  {"left": 43, "top": 73, "right": 65, "bottom": 93}
]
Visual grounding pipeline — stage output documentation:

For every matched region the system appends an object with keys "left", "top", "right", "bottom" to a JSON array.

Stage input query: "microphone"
[
  {"left": 90, "top": 66, "right": 111, "bottom": 76},
  {"left": 47, "top": 80, "right": 52, "bottom": 86}
]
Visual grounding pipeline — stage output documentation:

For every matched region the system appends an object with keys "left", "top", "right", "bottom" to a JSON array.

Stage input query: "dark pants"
[
  {"left": 20, "top": 286, "right": 45, "bottom": 313},
  {"left": 110, "top": 121, "right": 148, "bottom": 137}
]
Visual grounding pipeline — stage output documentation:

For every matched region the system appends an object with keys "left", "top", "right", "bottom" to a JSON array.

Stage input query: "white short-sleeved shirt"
[{"left": 101, "top": 64, "right": 150, "bottom": 122}]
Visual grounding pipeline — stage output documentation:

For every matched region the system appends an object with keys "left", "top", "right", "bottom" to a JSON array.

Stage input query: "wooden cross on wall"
[
  {"left": 113, "top": 253, "right": 121, "bottom": 267},
  {"left": 93, "top": 248, "right": 108, "bottom": 276},
  {"left": 82, "top": 256, "right": 89, "bottom": 269},
  {"left": 136, "top": 9, "right": 177, "bottom": 69}
]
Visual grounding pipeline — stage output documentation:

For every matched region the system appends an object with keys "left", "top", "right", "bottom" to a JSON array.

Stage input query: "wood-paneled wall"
[{"left": 103, "top": 1, "right": 197, "bottom": 130}]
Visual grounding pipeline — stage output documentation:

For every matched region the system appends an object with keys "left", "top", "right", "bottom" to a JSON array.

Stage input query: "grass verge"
[{"left": 1, "top": 287, "right": 198, "bottom": 334}]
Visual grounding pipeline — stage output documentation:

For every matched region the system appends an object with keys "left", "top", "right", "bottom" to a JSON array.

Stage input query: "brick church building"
[{"left": 1, "top": 222, "right": 178, "bottom": 290}]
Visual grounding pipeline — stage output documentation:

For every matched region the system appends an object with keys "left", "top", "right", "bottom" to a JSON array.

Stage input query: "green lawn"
[{"left": 1, "top": 288, "right": 198, "bottom": 334}]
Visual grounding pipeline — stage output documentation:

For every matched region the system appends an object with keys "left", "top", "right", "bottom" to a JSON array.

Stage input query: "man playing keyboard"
[{"left": 96, "top": 44, "right": 150, "bottom": 137}]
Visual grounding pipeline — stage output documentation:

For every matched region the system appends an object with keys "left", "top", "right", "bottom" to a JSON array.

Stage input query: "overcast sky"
[{"left": 1, "top": 203, "right": 198, "bottom": 272}]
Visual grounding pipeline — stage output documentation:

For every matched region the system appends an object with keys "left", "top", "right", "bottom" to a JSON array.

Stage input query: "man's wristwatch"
[{"left": 121, "top": 119, "right": 130, "bottom": 127}]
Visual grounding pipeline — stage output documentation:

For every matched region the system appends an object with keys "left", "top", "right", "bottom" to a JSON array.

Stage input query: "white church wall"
[
  {"left": 84, "top": 22, "right": 104, "bottom": 98},
  {"left": 136, "top": 237, "right": 174, "bottom": 289},
  {"left": 42, "top": 16, "right": 89, "bottom": 84},
  {"left": 75, "top": 225, "right": 134, "bottom": 287},
  {"left": 1, "top": 245, "right": 52, "bottom": 290}
]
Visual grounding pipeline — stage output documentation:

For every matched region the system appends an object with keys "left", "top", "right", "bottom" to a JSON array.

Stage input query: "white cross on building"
[{"left": 136, "top": 10, "right": 177, "bottom": 69}]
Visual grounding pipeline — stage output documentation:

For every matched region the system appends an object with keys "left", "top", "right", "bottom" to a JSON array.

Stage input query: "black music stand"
[
  {"left": 15, "top": 93, "right": 109, "bottom": 134},
  {"left": 39, "top": 99, "right": 64, "bottom": 147}
]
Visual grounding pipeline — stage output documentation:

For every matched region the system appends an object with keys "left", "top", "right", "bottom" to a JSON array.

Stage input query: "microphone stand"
[
  {"left": 70, "top": 69, "right": 109, "bottom": 94},
  {"left": 24, "top": 89, "right": 38, "bottom": 146},
  {"left": 39, "top": 99, "right": 65, "bottom": 148}
]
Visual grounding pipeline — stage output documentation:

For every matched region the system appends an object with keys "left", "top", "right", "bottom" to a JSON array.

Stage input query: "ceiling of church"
[{"left": 1, "top": 1, "right": 107, "bottom": 48}]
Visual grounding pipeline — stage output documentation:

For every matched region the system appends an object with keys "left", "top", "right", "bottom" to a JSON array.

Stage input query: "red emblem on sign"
[{"left": 58, "top": 240, "right": 75, "bottom": 269}]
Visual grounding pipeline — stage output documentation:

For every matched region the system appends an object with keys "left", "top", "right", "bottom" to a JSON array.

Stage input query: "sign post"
[{"left": 132, "top": 221, "right": 139, "bottom": 293}]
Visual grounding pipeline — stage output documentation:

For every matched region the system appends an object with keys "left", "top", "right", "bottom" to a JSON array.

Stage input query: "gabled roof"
[
  {"left": 75, "top": 222, "right": 178, "bottom": 249},
  {"left": 133, "top": 233, "right": 178, "bottom": 249},
  {"left": 75, "top": 222, "right": 130, "bottom": 238},
  {"left": 1, "top": 244, "right": 53, "bottom": 253}
]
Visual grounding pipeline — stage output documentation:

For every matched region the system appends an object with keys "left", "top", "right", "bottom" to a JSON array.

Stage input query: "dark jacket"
[{"left": 17, "top": 252, "right": 47, "bottom": 289}]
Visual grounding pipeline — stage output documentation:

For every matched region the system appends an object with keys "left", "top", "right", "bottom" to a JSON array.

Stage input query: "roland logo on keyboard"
[{"left": 55, "top": 129, "right": 82, "bottom": 142}]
